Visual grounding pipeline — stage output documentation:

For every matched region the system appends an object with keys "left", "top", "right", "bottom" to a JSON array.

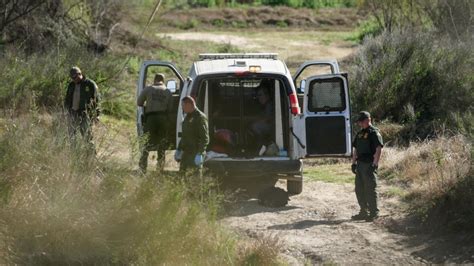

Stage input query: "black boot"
[{"left": 351, "top": 210, "right": 368, "bottom": 220}]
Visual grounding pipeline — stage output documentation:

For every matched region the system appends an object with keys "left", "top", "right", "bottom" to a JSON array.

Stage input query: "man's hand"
[
  {"left": 351, "top": 163, "right": 357, "bottom": 174},
  {"left": 371, "top": 163, "right": 379, "bottom": 171},
  {"left": 194, "top": 154, "right": 204, "bottom": 166},
  {"left": 174, "top": 150, "right": 182, "bottom": 162}
]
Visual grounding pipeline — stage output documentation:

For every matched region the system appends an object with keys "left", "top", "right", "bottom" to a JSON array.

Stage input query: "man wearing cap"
[
  {"left": 351, "top": 111, "right": 384, "bottom": 221},
  {"left": 174, "top": 96, "right": 209, "bottom": 177},
  {"left": 64, "top": 66, "right": 100, "bottom": 144},
  {"left": 137, "top": 73, "right": 173, "bottom": 173}
]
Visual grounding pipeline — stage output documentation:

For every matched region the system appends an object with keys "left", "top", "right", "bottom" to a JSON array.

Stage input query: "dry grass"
[
  {"left": 380, "top": 135, "right": 472, "bottom": 227},
  {"left": 0, "top": 113, "right": 281, "bottom": 264},
  {"left": 238, "top": 234, "right": 282, "bottom": 266}
]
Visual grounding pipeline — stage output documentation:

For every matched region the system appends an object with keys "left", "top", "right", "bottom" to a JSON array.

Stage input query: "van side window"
[{"left": 308, "top": 78, "right": 345, "bottom": 112}]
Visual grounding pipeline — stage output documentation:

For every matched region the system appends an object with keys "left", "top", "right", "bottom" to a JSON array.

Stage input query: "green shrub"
[
  {"left": 347, "top": 17, "right": 383, "bottom": 43},
  {"left": 0, "top": 48, "right": 134, "bottom": 119},
  {"left": 0, "top": 114, "right": 236, "bottom": 264},
  {"left": 350, "top": 30, "right": 474, "bottom": 140}
]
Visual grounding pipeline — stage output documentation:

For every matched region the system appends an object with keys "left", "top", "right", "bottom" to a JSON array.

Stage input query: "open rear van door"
[
  {"left": 293, "top": 73, "right": 352, "bottom": 157},
  {"left": 137, "top": 61, "right": 184, "bottom": 148}
]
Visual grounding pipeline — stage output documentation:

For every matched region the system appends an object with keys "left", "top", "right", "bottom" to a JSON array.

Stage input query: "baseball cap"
[
  {"left": 356, "top": 111, "right": 371, "bottom": 122},
  {"left": 70, "top": 66, "right": 82, "bottom": 77}
]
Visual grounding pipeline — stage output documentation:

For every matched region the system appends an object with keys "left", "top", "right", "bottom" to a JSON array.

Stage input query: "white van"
[{"left": 137, "top": 53, "right": 352, "bottom": 194}]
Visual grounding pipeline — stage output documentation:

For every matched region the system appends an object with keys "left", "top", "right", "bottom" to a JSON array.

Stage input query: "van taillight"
[{"left": 289, "top": 93, "right": 301, "bottom": 115}]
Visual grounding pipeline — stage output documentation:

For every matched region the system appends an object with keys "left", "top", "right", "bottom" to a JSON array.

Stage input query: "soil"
[
  {"left": 221, "top": 179, "right": 474, "bottom": 264},
  {"left": 158, "top": 7, "right": 364, "bottom": 31}
]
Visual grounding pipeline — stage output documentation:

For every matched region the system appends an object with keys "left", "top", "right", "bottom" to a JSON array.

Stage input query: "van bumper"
[{"left": 204, "top": 159, "right": 302, "bottom": 178}]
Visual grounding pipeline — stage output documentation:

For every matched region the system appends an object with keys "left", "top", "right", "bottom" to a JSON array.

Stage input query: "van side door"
[
  {"left": 137, "top": 61, "right": 184, "bottom": 148},
  {"left": 293, "top": 73, "right": 352, "bottom": 157}
]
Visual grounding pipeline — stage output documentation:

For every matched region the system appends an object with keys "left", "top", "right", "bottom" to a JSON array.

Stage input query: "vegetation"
[
  {"left": 350, "top": 30, "right": 473, "bottom": 141},
  {"left": 0, "top": 114, "right": 281, "bottom": 264},
  {"left": 166, "top": 0, "right": 358, "bottom": 8},
  {"left": 381, "top": 136, "right": 473, "bottom": 231},
  {"left": 304, "top": 164, "right": 353, "bottom": 184},
  {"left": 350, "top": 0, "right": 473, "bottom": 231}
]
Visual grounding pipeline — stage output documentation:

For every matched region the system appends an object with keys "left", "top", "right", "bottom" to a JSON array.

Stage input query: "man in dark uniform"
[
  {"left": 64, "top": 66, "right": 100, "bottom": 145},
  {"left": 351, "top": 111, "right": 384, "bottom": 221},
  {"left": 137, "top": 73, "right": 173, "bottom": 173},
  {"left": 174, "top": 96, "right": 209, "bottom": 177}
]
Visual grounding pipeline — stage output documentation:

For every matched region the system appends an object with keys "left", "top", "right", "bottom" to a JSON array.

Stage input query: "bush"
[
  {"left": 0, "top": 48, "right": 134, "bottom": 119},
  {"left": 0, "top": 114, "right": 242, "bottom": 264},
  {"left": 347, "top": 17, "right": 383, "bottom": 43},
  {"left": 0, "top": 114, "right": 283, "bottom": 264},
  {"left": 381, "top": 135, "right": 473, "bottom": 230},
  {"left": 350, "top": 30, "right": 474, "bottom": 140}
]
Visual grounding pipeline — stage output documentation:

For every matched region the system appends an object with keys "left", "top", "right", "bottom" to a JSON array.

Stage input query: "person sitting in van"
[{"left": 250, "top": 83, "right": 275, "bottom": 155}]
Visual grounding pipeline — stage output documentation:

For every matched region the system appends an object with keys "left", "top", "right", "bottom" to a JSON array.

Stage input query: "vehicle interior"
[{"left": 195, "top": 76, "right": 290, "bottom": 158}]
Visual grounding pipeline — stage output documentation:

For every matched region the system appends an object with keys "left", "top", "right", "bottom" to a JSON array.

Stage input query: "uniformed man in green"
[
  {"left": 137, "top": 73, "right": 173, "bottom": 173},
  {"left": 351, "top": 111, "right": 384, "bottom": 221},
  {"left": 174, "top": 96, "right": 209, "bottom": 177},
  {"left": 64, "top": 66, "right": 100, "bottom": 144}
]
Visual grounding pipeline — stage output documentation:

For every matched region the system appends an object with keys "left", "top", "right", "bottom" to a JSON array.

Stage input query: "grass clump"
[
  {"left": 381, "top": 135, "right": 473, "bottom": 230},
  {"left": 0, "top": 113, "right": 280, "bottom": 264}
]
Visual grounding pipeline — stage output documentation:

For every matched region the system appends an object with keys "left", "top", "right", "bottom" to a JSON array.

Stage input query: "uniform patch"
[
  {"left": 85, "top": 87, "right": 90, "bottom": 92},
  {"left": 364, "top": 133, "right": 368, "bottom": 139}
]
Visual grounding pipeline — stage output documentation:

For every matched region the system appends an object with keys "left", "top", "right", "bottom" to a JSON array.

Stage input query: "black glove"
[
  {"left": 351, "top": 163, "right": 357, "bottom": 174},
  {"left": 371, "top": 163, "right": 379, "bottom": 171}
]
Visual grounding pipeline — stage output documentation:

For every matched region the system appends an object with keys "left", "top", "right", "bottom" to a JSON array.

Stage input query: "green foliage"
[
  {"left": 346, "top": 17, "right": 383, "bottom": 43},
  {"left": 0, "top": 114, "right": 240, "bottom": 264},
  {"left": 350, "top": 30, "right": 474, "bottom": 140},
  {"left": 0, "top": 48, "right": 134, "bottom": 119}
]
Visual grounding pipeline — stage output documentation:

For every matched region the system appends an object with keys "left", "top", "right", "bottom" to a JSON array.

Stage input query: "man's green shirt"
[
  {"left": 353, "top": 125, "right": 384, "bottom": 162},
  {"left": 178, "top": 109, "right": 209, "bottom": 154}
]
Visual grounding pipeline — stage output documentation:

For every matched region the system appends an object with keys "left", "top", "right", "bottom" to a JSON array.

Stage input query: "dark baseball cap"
[{"left": 356, "top": 111, "right": 371, "bottom": 122}]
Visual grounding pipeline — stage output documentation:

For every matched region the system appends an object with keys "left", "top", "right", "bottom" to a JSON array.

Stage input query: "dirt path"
[
  {"left": 222, "top": 180, "right": 427, "bottom": 264},
  {"left": 157, "top": 31, "right": 356, "bottom": 63}
]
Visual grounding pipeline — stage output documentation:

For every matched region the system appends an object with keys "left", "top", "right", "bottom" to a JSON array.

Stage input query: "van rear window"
[{"left": 308, "top": 78, "right": 346, "bottom": 112}]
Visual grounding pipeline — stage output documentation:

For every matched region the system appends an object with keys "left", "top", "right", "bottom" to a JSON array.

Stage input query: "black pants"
[{"left": 139, "top": 113, "right": 169, "bottom": 172}]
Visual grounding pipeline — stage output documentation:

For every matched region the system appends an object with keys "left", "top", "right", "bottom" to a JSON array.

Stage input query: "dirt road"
[
  {"left": 157, "top": 31, "right": 356, "bottom": 64},
  {"left": 222, "top": 180, "right": 427, "bottom": 265}
]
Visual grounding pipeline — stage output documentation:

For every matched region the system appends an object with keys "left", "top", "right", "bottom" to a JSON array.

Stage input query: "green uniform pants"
[
  {"left": 179, "top": 151, "right": 202, "bottom": 178},
  {"left": 355, "top": 161, "right": 379, "bottom": 214},
  {"left": 139, "top": 113, "right": 169, "bottom": 172}
]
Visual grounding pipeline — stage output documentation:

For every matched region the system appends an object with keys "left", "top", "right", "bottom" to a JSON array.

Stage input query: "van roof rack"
[{"left": 199, "top": 53, "right": 278, "bottom": 60}]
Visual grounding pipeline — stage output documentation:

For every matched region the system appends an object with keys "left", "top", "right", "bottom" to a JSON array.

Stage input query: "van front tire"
[{"left": 287, "top": 180, "right": 303, "bottom": 195}]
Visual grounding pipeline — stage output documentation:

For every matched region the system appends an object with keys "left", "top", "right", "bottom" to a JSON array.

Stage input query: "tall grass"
[
  {"left": 0, "top": 113, "right": 278, "bottom": 264},
  {"left": 381, "top": 135, "right": 473, "bottom": 230}
]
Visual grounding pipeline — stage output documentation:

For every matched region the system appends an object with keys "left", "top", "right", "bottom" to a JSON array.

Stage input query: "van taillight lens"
[{"left": 289, "top": 93, "right": 301, "bottom": 115}]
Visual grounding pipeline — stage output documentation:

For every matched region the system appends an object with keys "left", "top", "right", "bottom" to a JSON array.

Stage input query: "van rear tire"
[{"left": 287, "top": 180, "right": 303, "bottom": 195}]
